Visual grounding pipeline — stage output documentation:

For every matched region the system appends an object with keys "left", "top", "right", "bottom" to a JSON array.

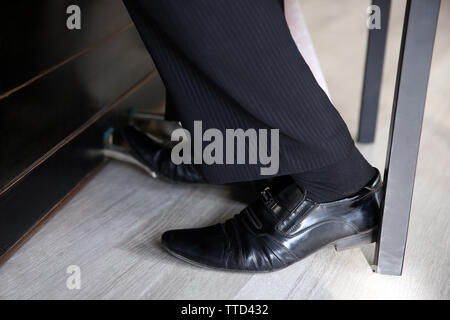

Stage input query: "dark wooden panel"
[
  {"left": 0, "top": 26, "right": 160, "bottom": 189},
  {"left": 0, "top": 69, "right": 161, "bottom": 259},
  {"left": 0, "top": 1, "right": 166, "bottom": 263},
  {"left": 0, "top": 0, "right": 133, "bottom": 94},
  {"left": 0, "top": 120, "right": 104, "bottom": 257}
]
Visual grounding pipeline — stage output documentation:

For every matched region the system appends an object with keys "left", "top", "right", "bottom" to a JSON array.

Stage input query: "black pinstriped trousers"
[{"left": 123, "top": 0, "right": 368, "bottom": 185}]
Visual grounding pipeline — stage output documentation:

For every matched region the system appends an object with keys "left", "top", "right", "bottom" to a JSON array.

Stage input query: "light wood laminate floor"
[{"left": 0, "top": 0, "right": 449, "bottom": 299}]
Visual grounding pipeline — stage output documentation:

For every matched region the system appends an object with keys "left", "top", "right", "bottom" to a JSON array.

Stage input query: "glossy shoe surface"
[
  {"left": 162, "top": 171, "right": 383, "bottom": 272},
  {"left": 121, "top": 125, "right": 205, "bottom": 183}
]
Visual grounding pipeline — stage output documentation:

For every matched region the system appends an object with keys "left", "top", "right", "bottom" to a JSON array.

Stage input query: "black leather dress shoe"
[
  {"left": 121, "top": 126, "right": 206, "bottom": 183},
  {"left": 162, "top": 171, "right": 382, "bottom": 272}
]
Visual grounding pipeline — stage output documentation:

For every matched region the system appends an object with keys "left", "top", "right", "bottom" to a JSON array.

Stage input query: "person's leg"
[
  {"left": 123, "top": 0, "right": 375, "bottom": 202},
  {"left": 122, "top": 0, "right": 382, "bottom": 272},
  {"left": 291, "top": 147, "right": 375, "bottom": 202}
]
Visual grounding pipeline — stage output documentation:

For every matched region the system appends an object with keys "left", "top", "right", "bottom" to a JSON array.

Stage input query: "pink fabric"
[{"left": 285, "top": 0, "right": 330, "bottom": 98}]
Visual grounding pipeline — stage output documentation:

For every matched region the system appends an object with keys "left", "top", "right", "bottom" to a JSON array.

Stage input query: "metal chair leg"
[
  {"left": 358, "top": 0, "right": 391, "bottom": 143},
  {"left": 375, "top": 0, "right": 440, "bottom": 275}
]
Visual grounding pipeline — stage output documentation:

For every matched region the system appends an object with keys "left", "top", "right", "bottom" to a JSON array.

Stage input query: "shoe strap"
[{"left": 260, "top": 186, "right": 316, "bottom": 235}]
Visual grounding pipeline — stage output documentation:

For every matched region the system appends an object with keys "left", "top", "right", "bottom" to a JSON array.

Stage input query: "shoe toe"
[{"left": 161, "top": 225, "right": 228, "bottom": 269}]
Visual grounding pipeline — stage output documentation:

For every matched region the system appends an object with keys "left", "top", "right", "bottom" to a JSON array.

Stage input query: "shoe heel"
[{"left": 334, "top": 228, "right": 378, "bottom": 251}]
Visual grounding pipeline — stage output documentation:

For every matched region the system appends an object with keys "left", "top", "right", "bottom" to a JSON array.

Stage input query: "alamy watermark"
[
  {"left": 66, "top": 5, "right": 81, "bottom": 30},
  {"left": 171, "top": 121, "right": 280, "bottom": 176},
  {"left": 367, "top": 5, "right": 381, "bottom": 30},
  {"left": 66, "top": 265, "right": 81, "bottom": 290}
]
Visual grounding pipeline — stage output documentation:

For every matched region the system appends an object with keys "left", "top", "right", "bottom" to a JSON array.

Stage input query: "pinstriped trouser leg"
[{"left": 123, "top": 0, "right": 361, "bottom": 184}]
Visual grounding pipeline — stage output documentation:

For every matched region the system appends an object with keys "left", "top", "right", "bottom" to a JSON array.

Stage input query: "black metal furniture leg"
[
  {"left": 358, "top": 0, "right": 391, "bottom": 143},
  {"left": 375, "top": 0, "right": 440, "bottom": 275}
]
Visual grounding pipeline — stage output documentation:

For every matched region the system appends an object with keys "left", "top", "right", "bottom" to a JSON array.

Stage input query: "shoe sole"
[
  {"left": 162, "top": 227, "right": 378, "bottom": 273},
  {"left": 333, "top": 227, "right": 378, "bottom": 251}
]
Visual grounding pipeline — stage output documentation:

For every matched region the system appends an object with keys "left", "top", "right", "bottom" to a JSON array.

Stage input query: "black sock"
[{"left": 291, "top": 146, "right": 377, "bottom": 203}]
